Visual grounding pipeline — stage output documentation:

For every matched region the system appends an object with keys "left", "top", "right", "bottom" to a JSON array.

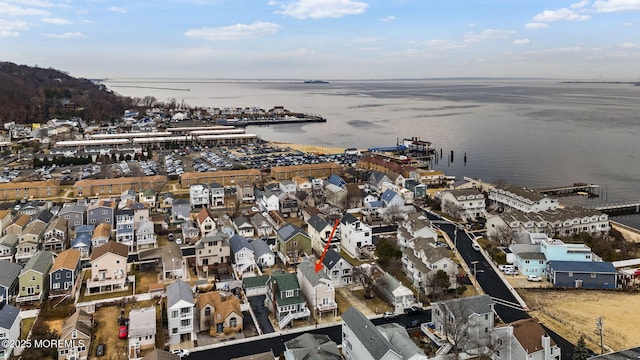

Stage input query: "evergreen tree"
[{"left": 573, "top": 335, "right": 591, "bottom": 360}]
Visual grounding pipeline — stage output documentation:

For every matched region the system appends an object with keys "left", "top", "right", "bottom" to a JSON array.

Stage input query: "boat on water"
[{"left": 304, "top": 80, "right": 329, "bottom": 84}]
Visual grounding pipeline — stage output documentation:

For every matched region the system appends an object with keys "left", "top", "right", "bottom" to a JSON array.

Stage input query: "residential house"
[
  {"left": 367, "top": 171, "right": 391, "bottom": 193},
  {"left": 210, "top": 182, "right": 225, "bottom": 207},
  {"left": 190, "top": 184, "right": 211, "bottom": 208},
  {"left": 488, "top": 184, "right": 559, "bottom": 213},
  {"left": 91, "top": 222, "right": 112, "bottom": 249},
  {"left": 86, "top": 198, "right": 116, "bottom": 226},
  {"left": 138, "top": 188, "right": 157, "bottom": 210},
  {"left": 0, "top": 234, "right": 18, "bottom": 262},
  {"left": 242, "top": 275, "right": 270, "bottom": 298},
  {"left": 346, "top": 183, "right": 365, "bottom": 209},
  {"left": 15, "top": 221, "right": 46, "bottom": 263},
  {"left": 218, "top": 215, "right": 236, "bottom": 238},
  {"left": 167, "top": 279, "right": 195, "bottom": 344},
  {"left": 342, "top": 307, "right": 428, "bottom": 360},
  {"left": 430, "top": 295, "right": 495, "bottom": 353},
  {"left": 58, "top": 310, "right": 92, "bottom": 360},
  {"left": 547, "top": 261, "right": 617, "bottom": 289},
  {"left": 49, "top": 248, "right": 81, "bottom": 297},
  {"left": 283, "top": 333, "right": 341, "bottom": 360},
  {"left": 265, "top": 270, "right": 310, "bottom": 329},
  {"left": 276, "top": 224, "right": 312, "bottom": 266},
  {"left": 250, "top": 239, "right": 275, "bottom": 268},
  {"left": 3, "top": 214, "right": 30, "bottom": 236},
  {"left": 229, "top": 234, "right": 255, "bottom": 275},
  {"left": 396, "top": 212, "right": 436, "bottom": 250},
  {"left": 0, "top": 210, "right": 13, "bottom": 236},
  {"left": 0, "top": 304, "right": 21, "bottom": 360},
  {"left": 511, "top": 237, "right": 596, "bottom": 277},
  {"left": 293, "top": 176, "right": 312, "bottom": 194},
  {"left": 339, "top": 213, "right": 374, "bottom": 259},
  {"left": 233, "top": 216, "right": 254, "bottom": 238},
  {"left": 381, "top": 189, "right": 404, "bottom": 208},
  {"left": 0, "top": 260, "right": 21, "bottom": 304},
  {"left": 195, "top": 232, "right": 231, "bottom": 279},
  {"left": 159, "top": 192, "right": 175, "bottom": 213},
  {"left": 491, "top": 318, "right": 561, "bottom": 360},
  {"left": 116, "top": 208, "right": 135, "bottom": 249},
  {"left": 136, "top": 220, "right": 157, "bottom": 251},
  {"left": 404, "top": 179, "right": 427, "bottom": 199},
  {"left": 324, "top": 184, "right": 347, "bottom": 209},
  {"left": 279, "top": 194, "right": 299, "bottom": 218},
  {"left": 279, "top": 180, "right": 298, "bottom": 195},
  {"left": 31, "top": 209, "right": 53, "bottom": 227},
  {"left": 86, "top": 241, "right": 129, "bottom": 294},
  {"left": 296, "top": 262, "right": 337, "bottom": 318},
  {"left": 18, "top": 201, "right": 49, "bottom": 218},
  {"left": 197, "top": 291, "right": 243, "bottom": 335},
  {"left": 250, "top": 212, "right": 273, "bottom": 238},
  {"left": 237, "top": 182, "right": 255, "bottom": 203},
  {"left": 440, "top": 189, "right": 487, "bottom": 222},
  {"left": 181, "top": 221, "right": 200, "bottom": 244},
  {"left": 71, "top": 226, "right": 93, "bottom": 260},
  {"left": 321, "top": 248, "right": 353, "bottom": 287},
  {"left": 126, "top": 201, "right": 150, "bottom": 229},
  {"left": 17, "top": 250, "right": 53, "bottom": 303},
  {"left": 256, "top": 187, "right": 280, "bottom": 213},
  {"left": 128, "top": 307, "right": 157, "bottom": 357},
  {"left": 171, "top": 198, "right": 191, "bottom": 222},
  {"left": 402, "top": 237, "right": 457, "bottom": 296},
  {"left": 196, "top": 207, "right": 218, "bottom": 238},
  {"left": 307, "top": 215, "right": 338, "bottom": 255},
  {"left": 375, "top": 271, "right": 416, "bottom": 313},
  {"left": 119, "top": 189, "right": 137, "bottom": 208},
  {"left": 59, "top": 202, "right": 87, "bottom": 232},
  {"left": 43, "top": 216, "right": 68, "bottom": 253}
]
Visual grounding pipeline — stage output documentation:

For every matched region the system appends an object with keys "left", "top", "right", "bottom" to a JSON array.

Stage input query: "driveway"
[{"left": 248, "top": 295, "right": 274, "bottom": 334}]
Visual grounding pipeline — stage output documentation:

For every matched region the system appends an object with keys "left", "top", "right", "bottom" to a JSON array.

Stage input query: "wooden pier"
[
  {"left": 586, "top": 201, "right": 640, "bottom": 215},
  {"left": 536, "top": 183, "right": 600, "bottom": 197}
]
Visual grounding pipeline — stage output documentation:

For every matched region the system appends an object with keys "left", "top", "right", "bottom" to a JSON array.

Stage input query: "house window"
[
  {"left": 230, "top": 317, "right": 237, "bottom": 328},
  {"left": 568, "top": 272, "right": 573, "bottom": 277},
  {"left": 286, "top": 290, "right": 294, "bottom": 298},
  {"left": 56, "top": 273, "right": 61, "bottom": 279},
  {"left": 31, "top": 275, "right": 36, "bottom": 281},
  {"left": 172, "top": 328, "right": 178, "bottom": 334},
  {"left": 171, "top": 310, "right": 179, "bottom": 318},
  {"left": 591, "top": 273, "right": 596, "bottom": 278}
]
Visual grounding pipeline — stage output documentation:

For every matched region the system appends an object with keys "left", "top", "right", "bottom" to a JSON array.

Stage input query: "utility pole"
[{"left": 596, "top": 317, "right": 604, "bottom": 354}]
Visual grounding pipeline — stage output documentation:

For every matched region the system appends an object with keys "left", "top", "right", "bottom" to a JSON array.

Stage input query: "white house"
[
  {"left": 229, "top": 234, "right": 256, "bottom": 275},
  {"left": 339, "top": 213, "right": 374, "bottom": 259},
  {"left": 135, "top": 220, "right": 157, "bottom": 251},
  {"left": 128, "top": 307, "right": 157, "bottom": 358},
  {"left": 167, "top": 280, "right": 195, "bottom": 344},
  {"left": 0, "top": 304, "right": 20, "bottom": 360},
  {"left": 491, "top": 318, "right": 561, "bottom": 360},
  {"left": 488, "top": 184, "right": 559, "bottom": 213},
  {"left": 296, "top": 261, "right": 337, "bottom": 318},
  {"left": 189, "top": 184, "right": 210, "bottom": 208},
  {"left": 440, "top": 189, "right": 487, "bottom": 222},
  {"left": 321, "top": 248, "right": 353, "bottom": 287},
  {"left": 250, "top": 239, "right": 275, "bottom": 268},
  {"left": 307, "top": 214, "right": 338, "bottom": 255}
]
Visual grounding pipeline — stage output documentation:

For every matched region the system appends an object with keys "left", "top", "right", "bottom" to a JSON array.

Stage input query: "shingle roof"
[
  {"left": 242, "top": 275, "right": 270, "bottom": 289},
  {"left": 249, "top": 239, "right": 273, "bottom": 258},
  {"left": 0, "top": 303, "right": 21, "bottom": 331},
  {"left": 60, "top": 309, "right": 92, "bottom": 340},
  {"left": 229, "top": 234, "right": 252, "bottom": 254},
  {"left": 307, "top": 214, "right": 329, "bottom": 233},
  {"left": 377, "top": 323, "right": 427, "bottom": 359},
  {"left": 342, "top": 307, "right": 395, "bottom": 360},
  {"left": 128, "top": 306, "right": 156, "bottom": 337},
  {"left": 508, "top": 318, "right": 556, "bottom": 354},
  {"left": 51, "top": 248, "right": 81, "bottom": 272},
  {"left": 90, "top": 241, "right": 128, "bottom": 261},
  {"left": 284, "top": 333, "right": 342, "bottom": 360},
  {"left": 381, "top": 189, "right": 398, "bottom": 202},
  {"left": 277, "top": 223, "right": 306, "bottom": 242},
  {"left": 435, "top": 294, "right": 494, "bottom": 319},
  {"left": 0, "top": 259, "right": 22, "bottom": 288},
  {"left": 92, "top": 222, "right": 112, "bottom": 239},
  {"left": 167, "top": 279, "right": 194, "bottom": 307},
  {"left": 322, "top": 248, "right": 343, "bottom": 270},
  {"left": 340, "top": 212, "right": 358, "bottom": 225},
  {"left": 196, "top": 291, "right": 242, "bottom": 322},
  {"left": 548, "top": 260, "right": 617, "bottom": 273},
  {"left": 0, "top": 234, "right": 18, "bottom": 248},
  {"left": 22, "top": 250, "right": 53, "bottom": 275},
  {"left": 297, "top": 261, "right": 330, "bottom": 287}
]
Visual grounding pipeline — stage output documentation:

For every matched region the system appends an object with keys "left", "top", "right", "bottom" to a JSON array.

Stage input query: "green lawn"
[{"left": 21, "top": 317, "right": 35, "bottom": 340}]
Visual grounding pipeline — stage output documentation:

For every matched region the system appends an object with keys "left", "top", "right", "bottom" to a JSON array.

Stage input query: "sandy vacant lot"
[{"left": 519, "top": 289, "right": 640, "bottom": 353}]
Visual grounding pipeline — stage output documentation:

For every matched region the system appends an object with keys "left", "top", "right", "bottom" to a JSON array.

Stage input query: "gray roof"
[
  {"left": 284, "top": 333, "right": 341, "bottom": 360},
  {"left": 229, "top": 234, "right": 252, "bottom": 254},
  {"left": 517, "top": 252, "right": 547, "bottom": 260},
  {"left": 277, "top": 223, "right": 307, "bottom": 242},
  {"left": 381, "top": 189, "right": 398, "bottom": 202},
  {"left": 35, "top": 210, "right": 54, "bottom": 224},
  {"left": 249, "top": 239, "right": 273, "bottom": 258},
  {"left": 22, "top": 250, "right": 53, "bottom": 275},
  {"left": 0, "top": 259, "right": 22, "bottom": 288},
  {"left": 0, "top": 234, "right": 18, "bottom": 248},
  {"left": 0, "top": 303, "right": 20, "bottom": 331},
  {"left": 129, "top": 307, "right": 156, "bottom": 337},
  {"left": 308, "top": 214, "right": 329, "bottom": 233},
  {"left": 340, "top": 213, "right": 358, "bottom": 225},
  {"left": 435, "top": 294, "right": 494, "bottom": 319},
  {"left": 167, "top": 279, "right": 194, "bottom": 307},
  {"left": 377, "top": 323, "right": 427, "bottom": 359},
  {"left": 588, "top": 346, "right": 640, "bottom": 359},
  {"left": 342, "top": 307, "right": 396, "bottom": 360},
  {"left": 297, "top": 261, "right": 330, "bottom": 287},
  {"left": 549, "top": 260, "right": 617, "bottom": 273},
  {"left": 322, "top": 248, "right": 343, "bottom": 270}
]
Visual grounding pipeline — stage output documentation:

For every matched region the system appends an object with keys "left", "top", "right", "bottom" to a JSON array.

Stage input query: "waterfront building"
[{"left": 489, "top": 184, "right": 559, "bottom": 213}]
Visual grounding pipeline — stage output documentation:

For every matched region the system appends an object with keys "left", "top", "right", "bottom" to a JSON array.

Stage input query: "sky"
[{"left": 2, "top": 0, "right": 640, "bottom": 80}]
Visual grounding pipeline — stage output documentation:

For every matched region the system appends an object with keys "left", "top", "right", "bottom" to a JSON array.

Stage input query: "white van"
[
  {"left": 499, "top": 265, "right": 516, "bottom": 272},
  {"left": 471, "top": 241, "right": 481, "bottom": 251}
]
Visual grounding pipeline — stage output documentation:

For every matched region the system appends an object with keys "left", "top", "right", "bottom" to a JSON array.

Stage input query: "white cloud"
[
  {"left": 425, "top": 39, "right": 467, "bottom": 50},
  {"left": 108, "top": 6, "right": 127, "bottom": 14},
  {"left": 185, "top": 21, "right": 280, "bottom": 40},
  {"left": 0, "top": 18, "right": 29, "bottom": 36},
  {"left": 271, "top": 0, "right": 368, "bottom": 19},
  {"left": 41, "top": 17, "right": 72, "bottom": 25},
  {"left": 43, "top": 31, "right": 87, "bottom": 38},
  {"left": 593, "top": 0, "right": 640, "bottom": 12},
  {"left": 463, "top": 29, "right": 516, "bottom": 43},
  {"left": 513, "top": 38, "right": 531, "bottom": 45},
  {"left": 621, "top": 42, "right": 639, "bottom": 48},
  {"left": 570, "top": 0, "right": 591, "bottom": 9},
  {"left": 0, "top": 30, "right": 19, "bottom": 37},
  {"left": 379, "top": 15, "right": 396, "bottom": 22},
  {"left": 525, "top": 22, "right": 550, "bottom": 29},
  {"left": 350, "top": 36, "right": 384, "bottom": 44},
  {"left": 532, "top": 8, "right": 590, "bottom": 22},
  {"left": 0, "top": 2, "right": 48, "bottom": 16},
  {"left": 358, "top": 46, "right": 381, "bottom": 51}
]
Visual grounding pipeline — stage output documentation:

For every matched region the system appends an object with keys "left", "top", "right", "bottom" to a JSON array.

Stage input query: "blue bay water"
[{"left": 104, "top": 79, "right": 640, "bottom": 227}]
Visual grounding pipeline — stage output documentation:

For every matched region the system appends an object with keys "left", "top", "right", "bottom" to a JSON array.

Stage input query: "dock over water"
[
  {"left": 587, "top": 201, "right": 640, "bottom": 215},
  {"left": 537, "top": 183, "right": 600, "bottom": 197}
]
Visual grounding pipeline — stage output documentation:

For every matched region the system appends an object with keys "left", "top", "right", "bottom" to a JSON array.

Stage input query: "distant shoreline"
[{"left": 561, "top": 81, "right": 640, "bottom": 86}]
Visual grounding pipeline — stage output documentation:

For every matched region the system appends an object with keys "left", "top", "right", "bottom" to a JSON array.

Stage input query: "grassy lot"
[
  {"left": 135, "top": 270, "right": 160, "bottom": 294},
  {"left": 81, "top": 288, "right": 134, "bottom": 303},
  {"left": 21, "top": 317, "right": 35, "bottom": 340}
]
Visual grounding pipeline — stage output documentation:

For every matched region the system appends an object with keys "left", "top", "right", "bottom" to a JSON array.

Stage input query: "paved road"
[
  {"left": 189, "top": 312, "right": 430, "bottom": 360},
  {"left": 426, "top": 210, "right": 575, "bottom": 360}
]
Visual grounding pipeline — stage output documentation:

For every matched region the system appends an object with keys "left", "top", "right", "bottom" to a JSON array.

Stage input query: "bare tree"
[
  {"left": 353, "top": 265, "right": 376, "bottom": 299},
  {"left": 442, "top": 200, "right": 461, "bottom": 220},
  {"left": 383, "top": 204, "right": 405, "bottom": 224},
  {"left": 492, "top": 225, "right": 518, "bottom": 247}
]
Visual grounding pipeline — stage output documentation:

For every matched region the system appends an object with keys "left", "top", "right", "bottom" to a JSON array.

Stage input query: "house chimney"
[{"left": 542, "top": 334, "right": 551, "bottom": 359}]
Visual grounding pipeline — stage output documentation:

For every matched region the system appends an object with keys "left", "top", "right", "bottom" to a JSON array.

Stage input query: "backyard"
[{"left": 519, "top": 289, "right": 640, "bottom": 353}]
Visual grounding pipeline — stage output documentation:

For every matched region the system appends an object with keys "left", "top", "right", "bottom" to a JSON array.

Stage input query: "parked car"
[
  {"left": 171, "top": 348, "right": 190, "bottom": 358},
  {"left": 527, "top": 275, "right": 543, "bottom": 282},
  {"left": 471, "top": 241, "right": 481, "bottom": 251},
  {"left": 404, "top": 306, "right": 423, "bottom": 315},
  {"left": 410, "top": 319, "right": 422, "bottom": 327},
  {"left": 383, "top": 311, "right": 397, "bottom": 319},
  {"left": 118, "top": 325, "right": 128, "bottom": 339},
  {"left": 96, "top": 343, "right": 105, "bottom": 357}
]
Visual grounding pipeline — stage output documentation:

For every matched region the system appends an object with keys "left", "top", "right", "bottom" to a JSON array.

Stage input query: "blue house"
[
  {"left": 49, "top": 248, "right": 81, "bottom": 297},
  {"left": 404, "top": 179, "right": 427, "bottom": 199},
  {"left": 547, "top": 261, "right": 617, "bottom": 289},
  {"left": 327, "top": 174, "right": 346, "bottom": 189},
  {"left": 0, "top": 260, "right": 22, "bottom": 304},
  {"left": 381, "top": 189, "right": 404, "bottom": 208},
  {"left": 72, "top": 225, "right": 94, "bottom": 260},
  {"left": 514, "top": 252, "right": 547, "bottom": 276}
]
